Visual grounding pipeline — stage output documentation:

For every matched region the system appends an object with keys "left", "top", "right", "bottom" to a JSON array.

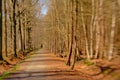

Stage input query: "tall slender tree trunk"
[
  {"left": 0, "top": 0, "right": 3, "bottom": 60},
  {"left": 18, "top": 10, "right": 23, "bottom": 52},
  {"left": 23, "top": 23, "right": 26, "bottom": 51},
  {"left": 80, "top": 1, "right": 90, "bottom": 60},
  {"left": 71, "top": 0, "right": 78, "bottom": 70},
  {"left": 17, "top": 1, "right": 24, "bottom": 52},
  {"left": 22, "top": 12, "right": 27, "bottom": 51},
  {"left": 27, "top": 27, "right": 32, "bottom": 49},
  {"left": 8, "top": 11, "right": 13, "bottom": 51},
  {"left": 22, "top": 0, "right": 26, "bottom": 51},
  {"left": 90, "top": 0, "right": 95, "bottom": 58},
  {"left": 4, "top": 0, "right": 8, "bottom": 57},
  {"left": 108, "top": 3, "right": 116, "bottom": 60},
  {"left": 66, "top": 0, "right": 73, "bottom": 66},
  {"left": 99, "top": 0, "right": 104, "bottom": 59},
  {"left": 13, "top": 0, "right": 17, "bottom": 57},
  {"left": 95, "top": 1, "right": 100, "bottom": 59}
]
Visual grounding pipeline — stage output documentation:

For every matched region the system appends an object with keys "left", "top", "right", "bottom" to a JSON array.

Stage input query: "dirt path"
[{"left": 4, "top": 49, "right": 96, "bottom": 80}]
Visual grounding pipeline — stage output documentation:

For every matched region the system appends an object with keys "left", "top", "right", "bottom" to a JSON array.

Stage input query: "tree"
[
  {"left": 17, "top": 1, "right": 24, "bottom": 52},
  {"left": 80, "top": 0, "right": 90, "bottom": 60},
  {"left": 0, "top": 0, "right": 3, "bottom": 60},
  {"left": 4, "top": 0, "right": 8, "bottom": 57},
  {"left": 66, "top": 0, "right": 73, "bottom": 66},
  {"left": 108, "top": 1, "right": 116, "bottom": 60},
  {"left": 13, "top": 0, "right": 17, "bottom": 57},
  {"left": 71, "top": 0, "right": 79, "bottom": 69}
]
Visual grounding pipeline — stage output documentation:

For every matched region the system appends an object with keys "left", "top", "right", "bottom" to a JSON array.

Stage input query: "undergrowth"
[{"left": 83, "top": 59, "right": 94, "bottom": 66}]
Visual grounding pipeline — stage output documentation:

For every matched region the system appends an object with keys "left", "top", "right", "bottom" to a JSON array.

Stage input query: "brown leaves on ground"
[
  {"left": 74, "top": 61, "right": 103, "bottom": 80},
  {"left": 0, "top": 63, "right": 11, "bottom": 76},
  {"left": 0, "top": 53, "right": 26, "bottom": 76},
  {"left": 95, "top": 57, "right": 120, "bottom": 69},
  {"left": 103, "top": 70, "right": 120, "bottom": 80},
  {"left": 73, "top": 56, "right": 120, "bottom": 80}
]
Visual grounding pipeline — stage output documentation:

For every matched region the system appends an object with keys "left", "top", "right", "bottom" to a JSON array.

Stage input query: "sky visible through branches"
[{"left": 39, "top": 0, "right": 48, "bottom": 15}]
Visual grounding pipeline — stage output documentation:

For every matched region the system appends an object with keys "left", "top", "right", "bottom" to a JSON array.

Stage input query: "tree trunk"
[
  {"left": 18, "top": 10, "right": 23, "bottom": 52},
  {"left": 99, "top": 0, "right": 104, "bottom": 59},
  {"left": 13, "top": 0, "right": 17, "bottom": 57},
  {"left": 90, "top": 0, "right": 95, "bottom": 58},
  {"left": 4, "top": 0, "right": 8, "bottom": 57},
  {"left": 80, "top": 1, "right": 90, "bottom": 60},
  {"left": 66, "top": 0, "right": 73, "bottom": 66},
  {"left": 108, "top": 3, "right": 116, "bottom": 60},
  {"left": 94, "top": 1, "right": 100, "bottom": 59},
  {"left": 0, "top": 0, "right": 3, "bottom": 60},
  {"left": 71, "top": 0, "right": 78, "bottom": 70}
]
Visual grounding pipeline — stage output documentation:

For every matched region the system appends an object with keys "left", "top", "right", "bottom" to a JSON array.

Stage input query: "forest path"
[{"left": 4, "top": 49, "right": 95, "bottom": 80}]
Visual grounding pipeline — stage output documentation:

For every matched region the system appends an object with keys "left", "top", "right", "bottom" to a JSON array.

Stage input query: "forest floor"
[
  {"left": 1, "top": 49, "right": 120, "bottom": 80},
  {"left": 2, "top": 49, "right": 96, "bottom": 80}
]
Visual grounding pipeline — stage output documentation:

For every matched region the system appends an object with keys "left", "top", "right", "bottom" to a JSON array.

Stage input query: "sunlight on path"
[{"left": 4, "top": 49, "right": 95, "bottom": 80}]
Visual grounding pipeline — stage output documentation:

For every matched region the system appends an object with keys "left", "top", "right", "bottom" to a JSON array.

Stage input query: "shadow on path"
[{"left": 4, "top": 49, "right": 95, "bottom": 80}]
